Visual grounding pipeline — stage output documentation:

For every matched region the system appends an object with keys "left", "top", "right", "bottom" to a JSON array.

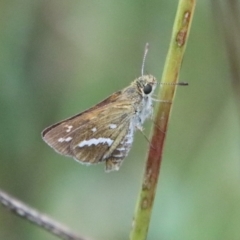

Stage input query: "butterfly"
[{"left": 42, "top": 74, "right": 157, "bottom": 172}]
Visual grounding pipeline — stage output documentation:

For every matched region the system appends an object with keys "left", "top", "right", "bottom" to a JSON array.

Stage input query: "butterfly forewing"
[
  {"left": 42, "top": 91, "right": 122, "bottom": 155},
  {"left": 42, "top": 92, "right": 136, "bottom": 170}
]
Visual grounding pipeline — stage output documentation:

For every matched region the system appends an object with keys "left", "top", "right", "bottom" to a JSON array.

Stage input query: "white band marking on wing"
[{"left": 78, "top": 138, "right": 113, "bottom": 147}]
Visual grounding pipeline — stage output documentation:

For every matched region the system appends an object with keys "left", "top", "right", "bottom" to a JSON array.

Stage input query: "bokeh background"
[{"left": 1, "top": 1, "right": 240, "bottom": 240}]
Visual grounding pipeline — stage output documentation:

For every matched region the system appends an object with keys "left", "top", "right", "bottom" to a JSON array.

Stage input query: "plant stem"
[
  {"left": 0, "top": 189, "right": 88, "bottom": 240},
  {"left": 129, "top": 1, "right": 196, "bottom": 239}
]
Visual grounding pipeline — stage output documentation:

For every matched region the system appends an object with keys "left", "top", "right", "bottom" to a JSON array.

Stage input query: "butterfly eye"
[{"left": 143, "top": 84, "right": 152, "bottom": 94}]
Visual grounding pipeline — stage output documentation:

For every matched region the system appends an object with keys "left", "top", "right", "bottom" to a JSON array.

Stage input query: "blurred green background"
[{"left": 1, "top": 1, "right": 240, "bottom": 240}]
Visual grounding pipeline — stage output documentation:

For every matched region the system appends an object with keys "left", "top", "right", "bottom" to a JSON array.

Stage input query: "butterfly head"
[{"left": 136, "top": 75, "right": 157, "bottom": 97}]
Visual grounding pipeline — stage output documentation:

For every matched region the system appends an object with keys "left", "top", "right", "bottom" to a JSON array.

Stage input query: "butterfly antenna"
[
  {"left": 141, "top": 43, "right": 149, "bottom": 77},
  {"left": 160, "top": 82, "right": 189, "bottom": 86}
]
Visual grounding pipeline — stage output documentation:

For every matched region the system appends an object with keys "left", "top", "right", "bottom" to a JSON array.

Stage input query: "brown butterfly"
[
  {"left": 42, "top": 73, "right": 157, "bottom": 172},
  {"left": 42, "top": 42, "right": 188, "bottom": 172}
]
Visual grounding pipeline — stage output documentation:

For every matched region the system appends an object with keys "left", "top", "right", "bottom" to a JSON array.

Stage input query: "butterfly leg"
[
  {"left": 135, "top": 125, "right": 156, "bottom": 149},
  {"left": 150, "top": 117, "right": 166, "bottom": 134}
]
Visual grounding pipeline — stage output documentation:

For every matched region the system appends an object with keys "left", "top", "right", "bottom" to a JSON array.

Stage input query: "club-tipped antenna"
[
  {"left": 159, "top": 82, "right": 189, "bottom": 86},
  {"left": 141, "top": 43, "right": 149, "bottom": 77}
]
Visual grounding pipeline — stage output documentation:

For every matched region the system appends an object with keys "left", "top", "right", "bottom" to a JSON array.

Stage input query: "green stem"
[{"left": 129, "top": 1, "right": 196, "bottom": 240}]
